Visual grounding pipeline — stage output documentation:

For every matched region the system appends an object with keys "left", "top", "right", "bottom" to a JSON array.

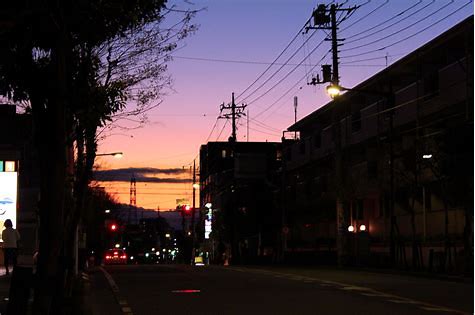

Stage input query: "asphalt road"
[{"left": 88, "top": 264, "right": 473, "bottom": 315}]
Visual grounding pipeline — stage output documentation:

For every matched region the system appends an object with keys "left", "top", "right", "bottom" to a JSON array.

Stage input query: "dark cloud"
[{"left": 93, "top": 167, "right": 191, "bottom": 183}]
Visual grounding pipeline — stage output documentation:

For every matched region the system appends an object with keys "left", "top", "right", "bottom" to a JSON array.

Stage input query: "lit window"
[
  {"left": 222, "top": 150, "right": 227, "bottom": 158},
  {"left": 5, "top": 161, "right": 15, "bottom": 172},
  {"left": 0, "top": 161, "right": 3, "bottom": 172}
]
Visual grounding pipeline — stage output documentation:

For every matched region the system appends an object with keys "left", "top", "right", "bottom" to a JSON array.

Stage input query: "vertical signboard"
[
  {"left": 204, "top": 208, "right": 212, "bottom": 239},
  {"left": 0, "top": 171, "right": 18, "bottom": 236}
]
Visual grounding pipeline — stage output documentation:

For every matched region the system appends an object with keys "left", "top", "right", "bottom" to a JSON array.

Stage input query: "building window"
[
  {"left": 367, "top": 160, "right": 378, "bottom": 179},
  {"left": 299, "top": 142, "right": 306, "bottom": 154},
  {"left": 424, "top": 188, "right": 432, "bottom": 212},
  {"left": 352, "top": 199, "right": 364, "bottom": 220},
  {"left": 351, "top": 110, "right": 361, "bottom": 133},
  {"left": 222, "top": 150, "right": 227, "bottom": 158},
  {"left": 314, "top": 132, "right": 321, "bottom": 148},
  {"left": 285, "top": 148, "right": 292, "bottom": 161},
  {"left": 423, "top": 71, "right": 439, "bottom": 100}
]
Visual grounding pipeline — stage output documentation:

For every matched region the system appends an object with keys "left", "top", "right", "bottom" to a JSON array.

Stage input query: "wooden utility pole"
[
  {"left": 307, "top": 3, "right": 358, "bottom": 267},
  {"left": 220, "top": 92, "right": 247, "bottom": 142},
  {"left": 191, "top": 159, "right": 197, "bottom": 264}
]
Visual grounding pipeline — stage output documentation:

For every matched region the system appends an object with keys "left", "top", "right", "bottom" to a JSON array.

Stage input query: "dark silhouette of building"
[
  {"left": 199, "top": 141, "right": 282, "bottom": 264},
  {"left": 282, "top": 17, "right": 473, "bottom": 272}
]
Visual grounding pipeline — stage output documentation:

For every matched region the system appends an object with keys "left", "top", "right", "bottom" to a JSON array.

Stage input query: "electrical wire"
[
  {"left": 235, "top": 13, "right": 314, "bottom": 102},
  {"left": 341, "top": 0, "right": 424, "bottom": 38},
  {"left": 252, "top": 50, "right": 331, "bottom": 121},
  {"left": 237, "top": 29, "right": 319, "bottom": 104},
  {"left": 245, "top": 40, "right": 328, "bottom": 107},
  {"left": 340, "top": 0, "right": 472, "bottom": 59},
  {"left": 342, "top": 0, "right": 453, "bottom": 51},
  {"left": 216, "top": 119, "right": 229, "bottom": 141},
  {"left": 340, "top": 0, "right": 389, "bottom": 33}
]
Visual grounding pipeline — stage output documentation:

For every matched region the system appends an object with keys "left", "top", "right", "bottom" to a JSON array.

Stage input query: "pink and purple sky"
[{"left": 95, "top": 0, "right": 473, "bottom": 211}]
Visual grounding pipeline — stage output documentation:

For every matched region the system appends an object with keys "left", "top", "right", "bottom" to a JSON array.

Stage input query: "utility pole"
[
  {"left": 220, "top": 92, "right": 247, "bottom": 142},
  {"left": 294, "top": 96, "right": 298, "bottom": 139},
  {"left": 191, "top": 159, "right": 197, "bottom": 264},
  {"left": 306, "top": 3, "right": 358, "bottom": 267},
  {"left": 129, "top": 175, "right": 137, "bottom": 224}
]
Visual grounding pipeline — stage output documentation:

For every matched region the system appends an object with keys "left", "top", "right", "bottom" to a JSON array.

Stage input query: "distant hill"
[{"left": 115, "top": 204, "right": 184, "bottom": 230}]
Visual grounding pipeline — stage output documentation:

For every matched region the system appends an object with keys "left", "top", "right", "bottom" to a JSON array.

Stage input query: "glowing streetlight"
[
  {"left": 97, "top": 152, "right": 123, "bottom": 159},
  {"left": 423, "top": 154, "right": 432, "bottom": 159},
  {"left": 359, "top": 224, "right": 366, "bottom": 232},
  {"left": 205, "top": 203, "right": 212, "bottom": 209},
  {"left": 192, "top": 183, "right": 200, "bottom": 189},
  {"left": 326, "top": 84, "right": 341, "bottom": 98},
  {"left": 347, "top": 225, "right": 355, "bottom": 232},
  {"left": 165, "top": 233, "right": 171, "bottom": 238},
  {"left": 105, "top": 209, "right": 111, "bottom": 214}
]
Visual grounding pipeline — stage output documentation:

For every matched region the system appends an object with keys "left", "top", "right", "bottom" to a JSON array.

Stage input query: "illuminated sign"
[
  {"left": 5, "top": 161, "right": 15, "bottom": 172},
  {"left": 176, "top": 198, "right": 189, "bottom": 206},
  {"left": 204, "top": 208, "right": 212, "bottom": 239},
  {"left": 0, "top": 172, "right": 18, "bottom": 238}
]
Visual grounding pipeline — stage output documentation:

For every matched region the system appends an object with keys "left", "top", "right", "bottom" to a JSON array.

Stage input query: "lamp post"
[
  {"left": 326, "top": 83, "right": 396, "bottom": 266},
  {"left": 96, "top": 152, "right": 123, "bottom": 159}
]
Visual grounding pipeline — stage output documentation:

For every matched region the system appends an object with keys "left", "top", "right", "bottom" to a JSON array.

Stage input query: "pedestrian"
[{"left": 2, "top": 219, "right": 20, "bottom": 275}]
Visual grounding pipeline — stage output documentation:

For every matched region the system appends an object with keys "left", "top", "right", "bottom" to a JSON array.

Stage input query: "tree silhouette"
[{"left": 0, "top": 1, "right": 198, "bottom": 312}]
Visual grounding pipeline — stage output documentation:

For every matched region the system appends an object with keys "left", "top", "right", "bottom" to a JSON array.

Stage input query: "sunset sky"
[{"left": 95, "top": 0, "right": 473, "bottom": 211}]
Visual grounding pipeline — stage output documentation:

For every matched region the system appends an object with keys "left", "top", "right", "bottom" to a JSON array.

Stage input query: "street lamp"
[
  {"left": 326, "top": 83, "right": 342, "bottom": 98},
  {"left": 96, "top": 152, "right": 123, "bottom": 159}
]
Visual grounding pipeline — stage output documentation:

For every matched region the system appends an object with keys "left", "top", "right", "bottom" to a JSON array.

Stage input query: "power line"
[
  {"left": 252, "top": 50, "right": 331, "bottom": 121},
  {"left": 341, "top": 0, "right": 425, "bottom": 38},
  {"left": 237, "top": 30, "right": 320, "bottom": 104},
  {"left": 341, "top": 0, "right": 454, "bottom": 51},
  {"left": 245, "top": 40, "right": 328, "bottom": 107},
  {"left": 235, "top": 14, "right": 314, "bottom": 101},
  {"left": 171, "top": 55, "right": 320, "bottom": 67},
  {"left": 340, "top": 1, "right": 472, "bottom": 59},
  {"left": 216, "top": 119, "right": 229, "bottom": 141},
  {"left": 339, "top": 0, "right": 389, "bottom": 32}
]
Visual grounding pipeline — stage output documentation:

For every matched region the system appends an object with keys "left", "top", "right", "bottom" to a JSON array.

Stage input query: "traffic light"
[
  {"left": 108, "top": 222, "right": 118, "bottom": 232},
  {"left": 181, "top": 205, "right": 192, "bottom": 215}
]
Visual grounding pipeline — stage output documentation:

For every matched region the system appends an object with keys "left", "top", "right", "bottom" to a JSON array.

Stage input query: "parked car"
[{"left": 104, "top": 249, "right": 127, "bottom": 265}]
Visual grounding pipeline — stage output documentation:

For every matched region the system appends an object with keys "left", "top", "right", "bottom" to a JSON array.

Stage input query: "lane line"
[
  {"left": 227, "top": 267, "right": 470, "bottom": 315},
  {"left": 99, "top": 266, "right": 135, "bottom": 315}
]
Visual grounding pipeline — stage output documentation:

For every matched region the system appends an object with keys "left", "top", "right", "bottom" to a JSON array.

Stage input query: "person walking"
[{"left": 2, "top": 219, "right": 20, "bottom": 275}]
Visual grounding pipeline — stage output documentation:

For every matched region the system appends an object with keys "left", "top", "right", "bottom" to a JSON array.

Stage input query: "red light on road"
[
  {"left": 110, "top": 224, "right": 117, "bottom": 231},
  {"left": 172, "top": 289, "right": 201, "bottom": 293}
]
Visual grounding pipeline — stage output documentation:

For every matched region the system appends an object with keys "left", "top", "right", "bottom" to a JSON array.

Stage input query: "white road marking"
[
  {"left": 231, "top": 267, "right": 470, "bottom": 315},
  {"left": 99, "top": 267, "right": 135, "bottom": 315},
  {"left": 419, "top": 306, "right": 454, "bottom": 312}
]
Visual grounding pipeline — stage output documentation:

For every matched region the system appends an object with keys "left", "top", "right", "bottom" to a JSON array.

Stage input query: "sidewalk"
[{"left": 0, "top": 266, "right": 11, "bottom": 314}]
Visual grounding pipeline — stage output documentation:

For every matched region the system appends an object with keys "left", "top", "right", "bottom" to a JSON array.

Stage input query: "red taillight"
[
  {"left": 106, "top": 255, "right": 111, "bottom": 259},
  {"left": 120, "top": 255, "right": 127, "bottom": 259},
  {"left": 114, "top": 251, "right": 118, "bottom": 255}
]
